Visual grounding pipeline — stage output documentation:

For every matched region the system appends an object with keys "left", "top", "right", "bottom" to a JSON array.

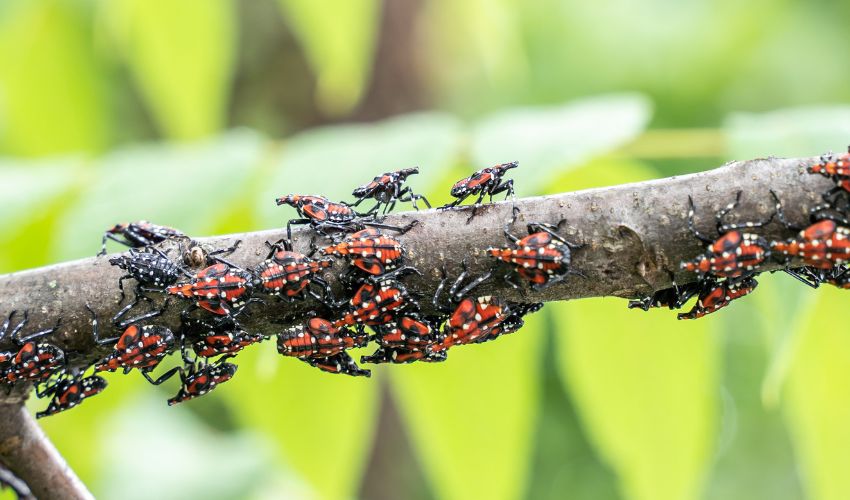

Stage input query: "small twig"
[{"left": 0, "top": 399, "right": 93, "bottom": 499}]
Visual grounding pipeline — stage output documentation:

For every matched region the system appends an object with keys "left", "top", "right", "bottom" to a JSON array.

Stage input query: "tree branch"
[
  {"left": 0, "top": 398, "right": 93, "bottom": 499},
  {"left": 0, "top": 155, "right": 829, "bottom": 379}
]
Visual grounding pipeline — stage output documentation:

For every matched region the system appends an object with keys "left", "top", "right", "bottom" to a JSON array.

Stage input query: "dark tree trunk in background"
[
  {"left": 354, "top": 0, "right": 433, "bottom": 498},
  {"left": 351, "top": 0, "right": 430, "bottom": 122}
]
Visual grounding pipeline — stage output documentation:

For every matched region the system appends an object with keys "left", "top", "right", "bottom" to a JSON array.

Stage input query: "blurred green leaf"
[
  {"left": 51, "top": 130, "right": 264, "bottom": 261},
  {"left": 101, "top": 0, "right": 235, "bottom": 140},
  {"left": 544, "top": 155, "right": 657, "bottom": 194},
  {"left": 277, "top": 0, "right": 379, "bottom": 116},
  {"left": 255, "top": 112, "right": 463, "bottom": 224},
  {"left": 554, "top": 299, "right": 718, "bottom": 500},
  {"left": 470, "top": 94, "right": 652, "bottom": 196},
  {"left": 751, "top": 272, "right": 816, "bottom": 409},
  {"left": 783, "top": 287, "right": 850, "bottom": 500},
  {"left": 391, "top": 310, "right": 546, "bottom": 500},
  {"left": 0, "top": 0, "right": 107, "bottom": 156},
  {"left": 95, "top": 393, "right": 273, "bottom": 500},
  {"left": 225, "top": 346, "right": 378, "bottom": 500},
  {"left": 702, "top": 283, "right": 805, "bottom": 500},
  {"left": 0, "top": 159, "right": 82, "bottom": 271},
  {"left": 725, "top": 106, "right": 850, "bottom": 159},
  {"left": 423, "top": 0, "right": 530, "bottom": 104}
]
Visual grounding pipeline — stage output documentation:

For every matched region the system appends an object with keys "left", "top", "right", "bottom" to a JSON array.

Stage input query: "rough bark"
[{"left": 0, "top": 155, "right": 829, "bottom": 380}]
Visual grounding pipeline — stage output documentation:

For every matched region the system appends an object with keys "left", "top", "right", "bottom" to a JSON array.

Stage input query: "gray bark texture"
[{"left": 0, "top": 155, "right": 828, "bottom": 379}]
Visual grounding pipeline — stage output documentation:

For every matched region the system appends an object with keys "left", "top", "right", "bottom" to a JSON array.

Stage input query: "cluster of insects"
[
  {"left": 18, "top": 151, "right": 832, "bottom": 418},
  {"left": 630, "top": 148, "right": 850, "bottom": 319},
  {"left": 11, "top": 162, "right": 573, "bottom": 418}
]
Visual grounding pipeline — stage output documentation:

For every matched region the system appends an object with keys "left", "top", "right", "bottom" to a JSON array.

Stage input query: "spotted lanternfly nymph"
[
  {"left": 770, "top": 190, "right": 850, "bottom": 269},
  {"left": 351, "top": 167, "right": 431, "bottom": 215},
  {"left": 487, "top": 221, "right": 583, "bottom": 289},
  {"left": 441, "top": 161, "right": 519, "bottom": 222},
  {"left": 628, "top": 280, "right": 703, "bottom": 311},
  {"left": 321, "top": 228, "right": 410, "bottom": 278},
  {"left": 808, "top": 148, "right": 850, "bottom": 210},
  {"left": 277, "top": 317, "right": 371, "bottom": 377},
  {"left": 89, "top": 303, "right": 175, "bottom": 384},
  {"left": 168, "top": 359, "right": 237, "bottom": 406},
  {"left": 35, "top": 374, "right": 108, "bottom": 418},
  {"left": 361, "top": 314, "right": 446, "bottom": 364},
  {"left": 680, "top": 192, "right": 773, "bottom": 280},
  {"left": 473, "top": 301, "right": 544, "bottom": 345},
  {"left": 98, "top": 220, "right": 186, "bottom": 256},
  {"left": 275, "top": 194, "right": 360, "bottom": 241},
  {"left": 677, "top": 277, "right": 758, "bottom": 320},
  {"left": 253, "top": 239, "right": 334, "bottom": 302},
  {"left": 429, "top": 265, "right": 515, "bottom": 353},
  {"left": 108, "top": 246, "right": 192, "bottom": 319},
  {"left": 0, "top": 311, "right": 64, "bottom": 384},
  {"left": 782, "top": 265, "right": 850, "bottom": 289},
  {"left": 166, "top": 262, "right": 255, "bottom": 316},
  {"left": 332, "top": 278, "right": 415, "bottom": 329},
  {"left": 181, "top": 313, "right": 266, "bottom": 359}
]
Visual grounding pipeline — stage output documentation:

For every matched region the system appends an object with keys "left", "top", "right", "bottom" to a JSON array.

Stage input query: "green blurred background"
[{"left": 2, "top": 0, "right": 850, "bottom": 499}]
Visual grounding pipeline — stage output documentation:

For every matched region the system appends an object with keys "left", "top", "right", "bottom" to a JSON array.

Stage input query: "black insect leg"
[
  {"left": 142, "top": 366, "right": 182, "bottom": 386},
  {"left": 0, "top": 311, "right": 27, "bottom": 342},
  {"left": 782, "top": 267, "right": 822, "bottom": 289},
  {"left": 360, "top": 347, "right": 394, "bottom": 365},
  {"left": 113, "top": 299, "right": 169, "bottom": 329},
  {"left": 207, "top": 240, "right": 242, "bottom": 265},
  {"left": 362, "top": 219, "right": 419, "bottom": 235},
  {"left": 488, "top": 179, "right": 516, "bottom": 203},
  {"left": 308, "top": 277, "right": 337, "bottom": 306},
  {"left": 769, "top": 190, "right": 805, "bottom": 231},
  {"left": 527, "top": 222, "right": 584, "bottom": 250},
  {"left": 686, "top": 195, "right": 718, "bottom": 243},
  {"left": 14, "top": 313, "right": 62, "bottom": 344},
  {"left": 286, "top": 219, "right": 313, "bottom": 242},
  {"left": 466, "top": 191, "right": 489, "bottom": 223},
  {"left": 439, "top": 195, "right": 469, "bottom": 211},
  {"left": 99, "top": 233, "right": 131, "bottom": 256}
]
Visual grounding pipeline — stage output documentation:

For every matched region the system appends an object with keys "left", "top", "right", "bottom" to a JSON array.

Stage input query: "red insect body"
[
  {"left": 193, "top": 330, "right": 265, "bottom": 358},
  {"left": 36, "top": 375, "right": 107, "bottom": 418},
  {"left": 353, "top": 168, "right": 418, "bottom": 199},
  {"left": 277, "top": 318, "right": 371, "bottom": 377},
  {"left": 488, "top": 226, "right": 580, "bottom": 288},
  {"left": 771, "top": 220, "right": 850, "bottom": 269},
  {"left": 95, "top": 324, "right": 174, "bottom": 373},
  {"left": 276, "top": 194, "right": 356, "bottom": 224},
  {"left": 166, "top": 263, "right": 253, "bottom": 315},
  {"left": 333, "top": 281, "right": 408, "bottom": 328},
  {"left": 809, "top": 151, "right": 850, "bottom": 195},
  {"left": 321, "top": 228, "right": 404, "bottom": 275},
  {"left": 678, "top": 278, "right": 758, "bottom": 320},
  {"left": 254, "top": 249, "right": 332, "bottom": 298},
  {"left": 277, "top": 317, "right": 369, "bottom": 359},
  {"left": 168, "top": 361, "right": 237, "bottom": 406},
  {"left": 362, "top": 315, "right": 446, "bottom": 364},
  {"left": 450, "top": 162, "right": 517, "bottom": 199},
  {"left": 682, "top": 231, "right": 769, "bottom": 278},
  {"left": 431, "top": 296, "right": 509, "bottom": 353},
  {"left": 5, "top": 342, "right": 64, "bottom": 383}
]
